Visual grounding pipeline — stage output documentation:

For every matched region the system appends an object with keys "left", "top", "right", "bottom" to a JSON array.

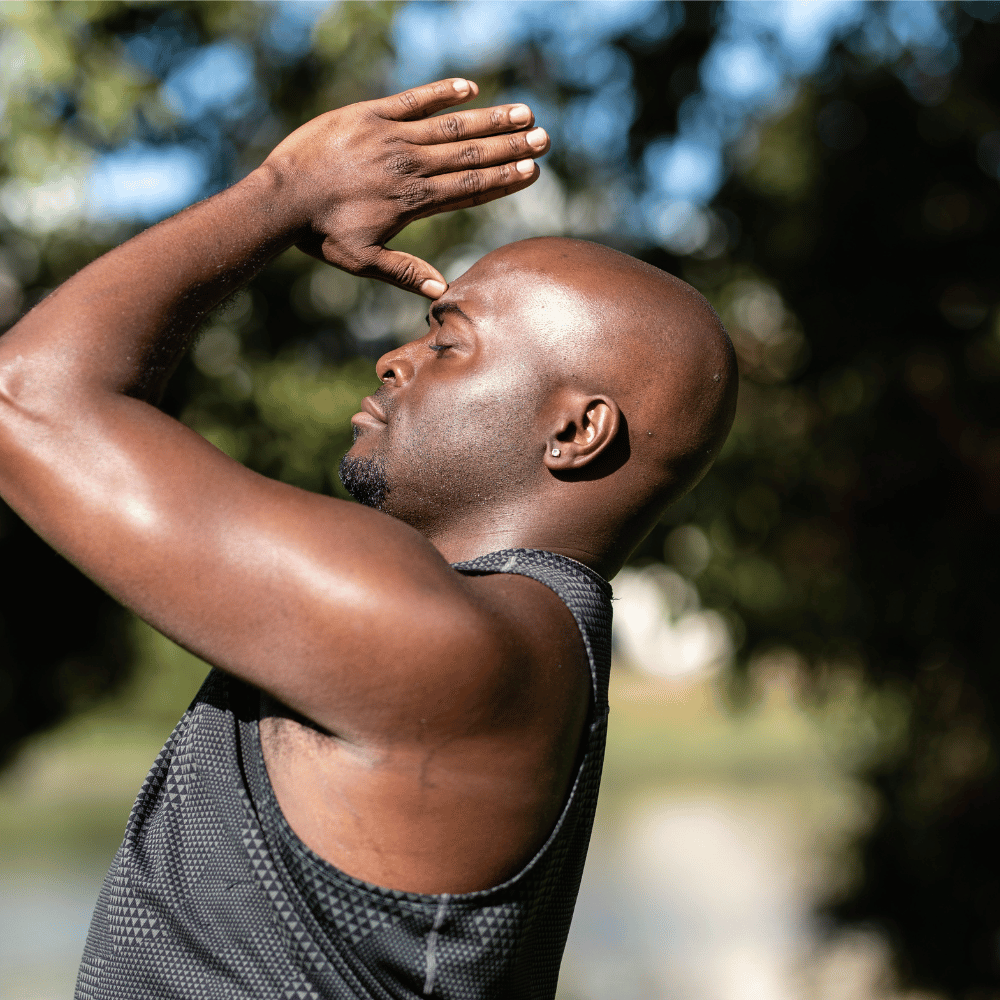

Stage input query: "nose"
[{"left": 376, "top": 341, "right": 420, "bottom": 385}]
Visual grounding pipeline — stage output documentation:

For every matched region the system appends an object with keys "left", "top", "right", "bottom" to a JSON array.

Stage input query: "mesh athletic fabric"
[{"left": 75, "top": 548, "right": 613, "bottom": 1000}]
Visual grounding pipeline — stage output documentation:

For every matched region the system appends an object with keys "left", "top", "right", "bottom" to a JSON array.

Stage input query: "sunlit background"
[{"left": 1, "top": 2, "right": 999, "bottom": 998}]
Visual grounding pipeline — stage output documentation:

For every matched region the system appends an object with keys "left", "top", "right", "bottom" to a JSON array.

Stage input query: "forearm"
[{"left": 0, "top": 164, "right": 296, "bottom": 408}]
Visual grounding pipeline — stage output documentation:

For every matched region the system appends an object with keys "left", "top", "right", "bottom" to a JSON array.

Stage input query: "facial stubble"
[
  {"left": 340, "top": 380, "right": 541, "bottom": 528},
  {"left": 339, "top": 426, "right": 390, "bottom": 510}
]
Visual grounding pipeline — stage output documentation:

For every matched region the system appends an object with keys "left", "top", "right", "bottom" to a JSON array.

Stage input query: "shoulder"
[
  {"left": 458, "top": 567, "right": 589, "bottom": 674},
  {"left": 432, "top": 565, "right": 591, "bottom": 707},
  {"left": 322, "top": 563, "right": 591, "bottom": 746}
]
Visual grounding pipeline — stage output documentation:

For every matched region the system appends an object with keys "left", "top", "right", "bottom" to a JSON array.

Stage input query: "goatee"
[{"left": 339, "top": 453, "right": 389, "bottom": 510}]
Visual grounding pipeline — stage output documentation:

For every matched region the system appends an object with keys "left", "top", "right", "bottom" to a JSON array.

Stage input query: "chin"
[{"left": 338, "top": 452, "right": 389, "bottom": 510}]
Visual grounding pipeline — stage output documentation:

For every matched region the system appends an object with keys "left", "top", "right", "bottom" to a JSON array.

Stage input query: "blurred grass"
[{"left": 0, "top": 618, "right": 209, "bottom": 866}]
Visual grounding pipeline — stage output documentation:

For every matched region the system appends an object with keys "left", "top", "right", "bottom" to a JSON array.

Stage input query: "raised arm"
[
  {"left": 0, "top": 79, "right": 550, "bottom": 738},
  {"left": 0, "top": 79, "right": 543, "bottom": 403}
]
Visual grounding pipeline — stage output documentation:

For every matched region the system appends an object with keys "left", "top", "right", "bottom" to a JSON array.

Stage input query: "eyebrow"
[{"left": 430, "top": 302, "right": 473, "bottom": 327}]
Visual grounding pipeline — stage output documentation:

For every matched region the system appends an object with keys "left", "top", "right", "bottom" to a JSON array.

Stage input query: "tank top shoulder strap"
[{"left": 451, "top": 548, "right": 614, "bottom": 714}]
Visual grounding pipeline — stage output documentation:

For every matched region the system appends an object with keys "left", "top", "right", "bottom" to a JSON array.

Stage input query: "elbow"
[
  {"left": 0, "top": 356, "right": 33, "bottom": 453},
  {"left": 0, "top": 352, "right": 58, "bottom": 428},
  {"left": 0, "top": 352, "right": 70, "bottom": 470},
  {"left": 0, "top": 356, "right": 34, "bottom": 459},
  {"left": 0, "top": 354, "right": 27, "bottom": 412}
]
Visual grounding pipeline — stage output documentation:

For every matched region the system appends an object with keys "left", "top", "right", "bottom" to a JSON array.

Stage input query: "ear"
[{"left": 543, "top": 395, "right": 621, "bottom": 472}]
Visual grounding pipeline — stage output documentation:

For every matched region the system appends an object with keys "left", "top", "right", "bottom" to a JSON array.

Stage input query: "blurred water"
[
  {"left": 0, "top": 864, "right": 104, "bottom": 1000},
  {"left": 562, "top": 789, "right": 823, "bottom": 1000}
]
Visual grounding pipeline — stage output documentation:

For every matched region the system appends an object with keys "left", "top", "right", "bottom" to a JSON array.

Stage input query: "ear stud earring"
[{"left": 551, "top": 448, "right": 561, "bottom": 457}]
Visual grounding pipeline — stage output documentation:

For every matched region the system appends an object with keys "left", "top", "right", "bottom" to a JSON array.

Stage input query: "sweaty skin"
[{"left": 0, "top": 80, "right": 736, "bottom": 895}]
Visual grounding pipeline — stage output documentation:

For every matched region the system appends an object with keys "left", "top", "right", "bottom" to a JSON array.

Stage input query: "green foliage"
[{"left": 629, "top": 16, "right": 1000, "bottom": 990}]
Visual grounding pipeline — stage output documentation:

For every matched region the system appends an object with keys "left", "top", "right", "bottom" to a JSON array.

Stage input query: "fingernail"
[
  {"left": 420, "top": 279, "right": 447, "bottom": 298},
  {"left": 453, "top": 79, "right": 470, "bottom": 94},
  {"left": 526, "top": 127, "right": 547, "bottom": 148},
  {"left": 509, "top": 104, "right": 531, "bottom": 125},
  {"left": 516, "top": 159, "right": 535, "bottom": 175}
]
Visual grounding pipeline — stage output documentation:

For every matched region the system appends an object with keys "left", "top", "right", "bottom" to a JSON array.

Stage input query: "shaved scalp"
[{"left": 466, "top": 237, "right": 737, "bottom": 549}]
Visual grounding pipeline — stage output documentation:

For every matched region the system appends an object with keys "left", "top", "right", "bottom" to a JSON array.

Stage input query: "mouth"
[{"left": 350, "top": 395, "right": 388, "bottom": 430}]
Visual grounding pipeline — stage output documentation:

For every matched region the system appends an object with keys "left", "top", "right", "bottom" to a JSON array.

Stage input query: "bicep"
[{"left": 0, "top": 390, "right": 472, "bottom": 733}]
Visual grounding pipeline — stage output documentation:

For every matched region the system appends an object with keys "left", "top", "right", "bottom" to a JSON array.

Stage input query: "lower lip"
[{"left": 351, "top": 411, "right": 385, "bottom": 429}]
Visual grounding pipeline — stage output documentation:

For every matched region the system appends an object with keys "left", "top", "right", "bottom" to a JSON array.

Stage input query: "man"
[{"left": 0, "top": 79, "right": 736, "bottom": 999}]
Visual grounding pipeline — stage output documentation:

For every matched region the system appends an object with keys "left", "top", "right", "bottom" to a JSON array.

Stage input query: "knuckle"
[
  {"left": 489, "top": 108, "right": 504, "bottom": 128},
  {"left": 439, "top": 115, "right": 464, "bottom": 139},
  {"left": 399, "top": 90, "right": 419, "bottom": 111},
  {"left": 399, "top": 180, "right": 430, "bottom": 210},
  {"left": 507, "top": 133, "right": 523, "bottom": 154},
  {"left": 394, "top": 260, "right": 419, "bottom": 286},
  {"left": 386, "top": 151, "right": 418, "bottom": 177},
  {"left": 460, "top": 170, "right": 484, "bottom": 196},
  {"left": 459, "top": 143, "right": 482, "bottom": 167},
  {"left": 339, "top": 246, "right": 373, "bottom": 273}
]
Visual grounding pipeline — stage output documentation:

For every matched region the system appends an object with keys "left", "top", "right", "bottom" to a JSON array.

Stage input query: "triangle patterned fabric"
[{"left": 75, "top": 548, "right": 613, "bottom": 1000}]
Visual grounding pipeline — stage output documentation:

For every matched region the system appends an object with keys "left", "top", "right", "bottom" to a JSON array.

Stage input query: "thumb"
[{"left": 363, "top": 248, "right": 448, "bottom": 299}]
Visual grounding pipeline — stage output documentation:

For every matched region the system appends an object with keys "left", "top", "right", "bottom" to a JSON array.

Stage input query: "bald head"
[
  {"left": 460, "top": 237, "right": 737, "bottom": 509},
  {"left": 343, "top": 236, "right": 737, "bottom": 574}
]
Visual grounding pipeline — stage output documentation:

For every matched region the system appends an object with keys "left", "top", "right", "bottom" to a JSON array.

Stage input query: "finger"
[
  {"left": 416, "top": 127, "right": 550, "bottom": 175},
  {"left": 414, "top": 161, "right": 540, "bottom": 218},
  {"left": 407, "top": 104, "right": 536, "bottom": 145},
  {"left": 360, "top": 248, "right": 449, "bottom": 299},
  {"left": 369, "top": 78, "right": 479, "bottom": 122}
]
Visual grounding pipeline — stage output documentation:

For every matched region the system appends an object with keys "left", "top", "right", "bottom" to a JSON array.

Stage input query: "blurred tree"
[
  {"left": 2, "top": 1, "right": 1000, "bottom": 995},
  {"left": 625, "top": 8, "right": 1000, "bottom": 995}
]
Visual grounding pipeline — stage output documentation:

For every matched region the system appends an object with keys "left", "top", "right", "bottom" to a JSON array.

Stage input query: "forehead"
[{"left": 437, "top": 255, "right": 597, "bottom": 348}]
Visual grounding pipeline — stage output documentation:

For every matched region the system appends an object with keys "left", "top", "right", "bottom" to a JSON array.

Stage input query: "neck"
[{"left": 423, "top": 503, "right": 618, "bottom": 579}]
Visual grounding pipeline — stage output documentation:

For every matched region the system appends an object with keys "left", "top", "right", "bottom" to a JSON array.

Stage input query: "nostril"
[{"left": 376, "top": 345, "right": 415, "bottom": 384}]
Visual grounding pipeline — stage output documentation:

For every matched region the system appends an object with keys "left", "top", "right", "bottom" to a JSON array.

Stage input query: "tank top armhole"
[{"left": 244, "top": 547, "right": 614, "bottom": 906}]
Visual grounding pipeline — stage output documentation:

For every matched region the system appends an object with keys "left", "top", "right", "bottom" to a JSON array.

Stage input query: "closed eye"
[{"left": 428, "top": 343, "right": 452, "bottom": 353}]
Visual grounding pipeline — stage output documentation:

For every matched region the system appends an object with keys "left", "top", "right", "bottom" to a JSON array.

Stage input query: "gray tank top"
[{"left": 75, "top": 549, "right": 613, "bottom": 1000}]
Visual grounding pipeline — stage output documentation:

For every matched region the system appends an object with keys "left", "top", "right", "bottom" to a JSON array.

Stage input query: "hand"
[{"left": 261, "top": 78, "right": 550, "bottom": 298}]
